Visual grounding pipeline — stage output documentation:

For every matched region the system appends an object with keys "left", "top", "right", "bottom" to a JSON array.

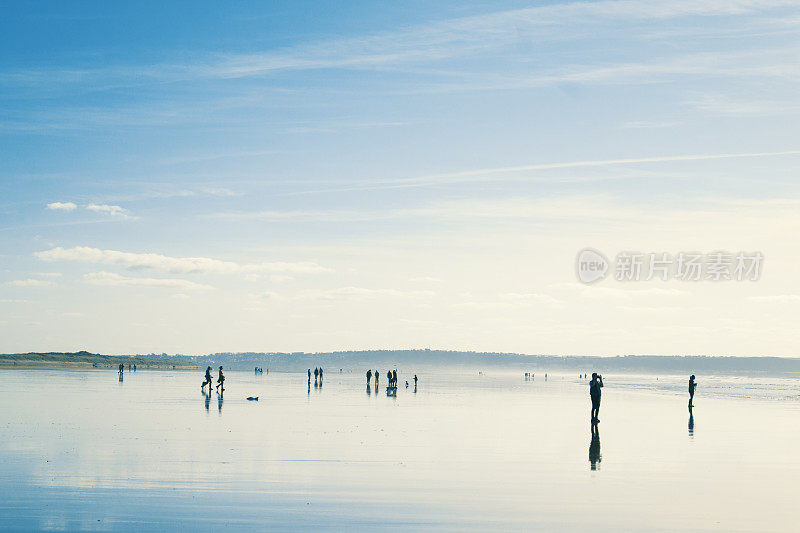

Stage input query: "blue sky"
[{"left": 2, "top": 1, "right": 800, "bottom": 355}]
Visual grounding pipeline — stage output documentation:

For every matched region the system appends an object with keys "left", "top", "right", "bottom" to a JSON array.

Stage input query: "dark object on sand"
[{"left": 247, "top": 396, "right": 259, "bottom": 401}]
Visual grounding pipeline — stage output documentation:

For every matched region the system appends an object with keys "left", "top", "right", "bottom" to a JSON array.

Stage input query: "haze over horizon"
[{"left": 2, "top": 1, "right": 800, "bottom": 356}]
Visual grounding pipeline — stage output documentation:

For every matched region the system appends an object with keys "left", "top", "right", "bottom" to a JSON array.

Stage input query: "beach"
[{"left": 1, "top": 369, "right": 798, "bottom": 531}]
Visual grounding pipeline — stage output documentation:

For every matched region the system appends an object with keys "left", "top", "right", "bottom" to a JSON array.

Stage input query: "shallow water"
[{"left": 1, "top": 369, "right": 798, "bottom": 531}]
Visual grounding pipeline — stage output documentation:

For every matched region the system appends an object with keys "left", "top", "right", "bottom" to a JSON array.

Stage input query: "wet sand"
[{"left": 1, "top": 369, "right": 798, "bottom": 531}]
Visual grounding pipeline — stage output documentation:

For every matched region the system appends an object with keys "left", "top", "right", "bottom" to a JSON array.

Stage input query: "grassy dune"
[{"left": 0, "top": 351, "right": 197, "bottom": 370}]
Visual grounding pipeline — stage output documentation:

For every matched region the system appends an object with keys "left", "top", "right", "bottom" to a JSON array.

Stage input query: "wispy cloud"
[
  {"left": 207, "top": 150, "right": 800, "bottom": 218},
  {"left": 84, "top": 271, "right": 211, "bottom": 290},
  {"left": 747, "top": 294, "right": 800, "bottom": 302},
  {"left": 7, "top": 279, "right": 55, "bottom": 288},
  {"left": 46, "top": 202, "right": 77, "bottom": 211},
  {"left": 298, "top": 286, "right": 435, "bottom": 301},
  {"left": 4, "top": 0, "right": 799, "bottom": 90},
  {"left": 688, "top": 94, "right": 800, "bottom": 115},
  {"left": 35, "top": 246, "right": 330, "bottom": 275},
  {"left": 86, "top": 203, "right": 129, "bottom": 217}
]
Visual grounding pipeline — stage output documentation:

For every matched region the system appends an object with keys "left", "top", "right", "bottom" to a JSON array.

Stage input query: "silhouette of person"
[
  {"left": 308, "top": 368, "right": 311, "bottom": 382},
  {"left": 590, "top": 373, "right": 603, "bottom": 422},
  {"left": 589, "top": 423, "right": 601, "bottom": 470},
  {"left": 375, "top": 370, "right": 379, "bottom": 387},
  {"left": 414, "top": 374, "right": 418, "bottom": 386},
  {"left": 366, "top": 369, "right": 372, "bottom": 385},
  {"left": 689, "top": 375, "right": 697, "bottom": 406},
  {"left": 202, "top": 366, "right": 213, "bottom": 391},
  {"left": 319, "top": 367, "right": 323, "bottom": 383},
  {"left": 216, "top": 366, "right": 225, "bottom": 392},
  {"left": 405, "top": 381, "right": 409, "bottom": 388},
  {"left": 314, "top": 368, "right": 319, "bottom": 381},
  {"left": 118, "top": 363, "right": 124, "bottom": 375},
  {"left": 386, "top": 370, "right": 392, "bottom": 387},
  {"left": 392, "top": 370, "right": 397, "bottom": 386},
  {"left": 133, "top": 364, "right": 136, "bottom": 372}
]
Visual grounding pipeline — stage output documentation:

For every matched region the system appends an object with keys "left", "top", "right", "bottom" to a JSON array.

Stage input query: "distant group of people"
[
  {"left": 365, "top": 369, "right": 418, "bottom": 391},
  {"left": 254, "top": 367, "right": 265, "bottom": 375},
  {"left": 201, "top": 366, "right": 225, "bottom": 393},
  {"left": 308, "top": 367, "right": 323, "bottom": 384},
  {"left": 117, "top": 363, "right": 136, "bottom": 377}
]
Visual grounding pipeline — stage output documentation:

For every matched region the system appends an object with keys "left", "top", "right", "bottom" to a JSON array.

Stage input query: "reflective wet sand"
[{"left": 1, "top": 369, "right": 798, "bottom": 531}]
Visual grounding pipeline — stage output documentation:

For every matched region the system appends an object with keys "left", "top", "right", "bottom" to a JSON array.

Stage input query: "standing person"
[
  {"left": 689, "top": 375, "right": 698, "bottom": 406},
  {"left": 375, "top": 370, "right": 379, "bottom": 387},
  {"left": 392, "top": 370, "right": 397, "bottom": 387},
  {"left": 319, "top": 367, "right": 323, "bottom": 383},
  {"left": 590, "top": 373, "right": 603, "bottom": 423},
  {"left": 414, "top": 374, "right": 418, "bottom": 386},
  {"left": 366, "top": 369, "right": 372, "bottom": 385},
  {"left": 308, "top": 368, "right": 311, "bottom": 382},
  {"left": 216, "top": 366, "right": 225, "bottom": 393},
  {"left": 386, "top": 370, "right": 392, "bottom": 387},
  {"left": 201, "top": 366, "right": 213, "bottom": 391},
  {"left": 314, "top": 368, "right": 319, "bottom": 382}
]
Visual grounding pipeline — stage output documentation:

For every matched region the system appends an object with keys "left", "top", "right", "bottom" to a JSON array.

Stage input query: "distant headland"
[{"left": 0, "top": 351, "right": 197, "bottom": 370}]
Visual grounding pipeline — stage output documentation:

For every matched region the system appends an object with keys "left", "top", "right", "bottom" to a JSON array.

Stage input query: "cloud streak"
[
  {"left": 46, "top": 202, "right": 77, "bottom": 211},
  {"left": 86, "top": 204, "right": 129, "bottom": 217},
  {"left": 35, "top": 246, "right": 330, "bottom": 275},
  {"left": 7, "top": 279, "right": 55, "bottom": 288},
  {"left": 84, "top": 271, "right": 211, "bottom": 290}
]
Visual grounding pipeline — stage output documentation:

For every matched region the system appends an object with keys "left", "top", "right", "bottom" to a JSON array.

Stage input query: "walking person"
[
  {"left": 319, "top": 367, "right": 323, "bottom": 383},
  {"left": 689, "top": 375, "right": 698, "bottom": 406},
  {"left": 590, "top": 373, "right": 603, "bottom": 423},
  {"left": 201, "top": 366, "right": 213, "bottom": 391},
  {"left": 366, "top": 369, "right": 372, "bottom": 385},
  {"left": 216, "top": 366, "right": 225, "bottom": 393},
  {"left": 308, "top": 368, "right": 311, "bottom": 382}
]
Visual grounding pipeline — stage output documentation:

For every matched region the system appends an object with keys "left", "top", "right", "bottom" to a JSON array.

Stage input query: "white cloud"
[
  {"left": 747, "top": 294, "right": 800, "bottom": 302},
  {"left": 86, "top": 204, "right": 129, "bottom": 217},
  {"left": 299, "top": 286, "right": 435, "bottom": 301},
  {"left": 7, "top": 279, "right": 55, "bottom": 288},
  {"left": 36, "top": 272, "right": 63, "bottom": 278},
  {"left": 46, "top": 202, "right": 77, "bottom": 211},
  {"left": 35, "top": 246, "right": 330, "bottom": 275},
  {"left": 84, "top": 271, "right": 211, "bottom": 290}
]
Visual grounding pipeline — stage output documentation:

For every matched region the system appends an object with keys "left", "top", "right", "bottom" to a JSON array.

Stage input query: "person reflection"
[
  {"left": 589, "top": 421, "right": 601, "bottom": 470},
  {"left": 217, "top": 390, "right": 223, "bottom": 414},
  {"left": 366, "top": 383, "right": 372, "bottom": 396},
  {"left": 202, "top": 389, "right": 210, "bottom": 412},
  {"left": 688, "top": 404, "right": 694, "bottom": 438}
]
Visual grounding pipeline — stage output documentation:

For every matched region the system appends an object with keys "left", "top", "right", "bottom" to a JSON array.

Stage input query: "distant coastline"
[
  {"left": 3, "top": 350, "right": 799, "bottom": 375},
  {"left": 0, "top": 351, "right": 197, "bottom": 370}
]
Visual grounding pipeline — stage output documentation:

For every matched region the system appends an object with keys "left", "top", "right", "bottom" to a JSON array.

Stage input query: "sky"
[{"left": 1, "top": 0, "right": 800, "bottom": 356}]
